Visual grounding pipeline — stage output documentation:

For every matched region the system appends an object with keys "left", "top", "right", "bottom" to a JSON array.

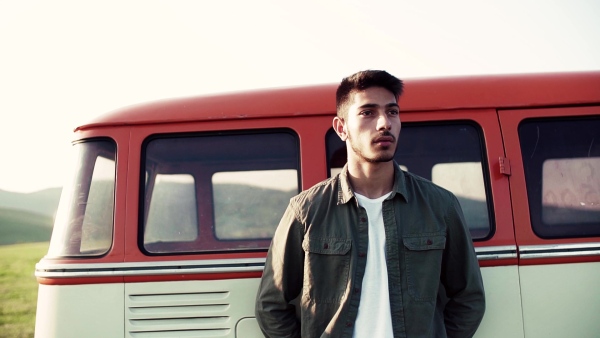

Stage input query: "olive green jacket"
[{"left": 256, "top": 163, "right": 485, "bottom": 338}]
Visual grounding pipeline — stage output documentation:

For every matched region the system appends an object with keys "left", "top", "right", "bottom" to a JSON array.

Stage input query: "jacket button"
[
  {"left": 358, "top": 252, "right": 366, "bottom": 257},
  {"left": 426, "top": 239, "right": 433, "bottom": 245},
  {"left": 323, "top": 243, "right": 329, "bottom": 249},
  {"left": 346, "top": 322, "right": 353, "bottom": 327},
  {"left": 354, "top": 287, "right": 360, "bottom": 294},
  {"left": 360, "top": 217, "right": 367, "bottom": 222}
]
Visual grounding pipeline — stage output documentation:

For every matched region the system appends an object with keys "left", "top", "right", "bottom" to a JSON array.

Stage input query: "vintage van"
[{"left": 35, "top": 72, "right": 600, "bottom": 338}]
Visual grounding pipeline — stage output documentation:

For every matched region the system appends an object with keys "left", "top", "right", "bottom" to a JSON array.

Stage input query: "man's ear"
[{"left": 333, "top": 116, "right": 348, "bottom": 141}]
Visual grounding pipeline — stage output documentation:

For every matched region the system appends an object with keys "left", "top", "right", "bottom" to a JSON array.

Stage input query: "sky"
[{"left": 1, "top": 0, "right": 599, "bottom": 193}]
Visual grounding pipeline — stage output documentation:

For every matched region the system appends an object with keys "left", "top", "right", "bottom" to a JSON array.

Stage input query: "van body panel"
[
  {"left": 236, "top": 318, "right": 264, "bottom": 338},
  {"left": 125, "top": 279, "right": 261, "bottom": 337},
  {"left": 474, "top": 266, "right": 524, "bottom": 338},
  {"left": 35, "top": 283, "right": 124, "bottom": 338},
  {"left": 519, "top": 262, "right": 600, "bottom": 338}
]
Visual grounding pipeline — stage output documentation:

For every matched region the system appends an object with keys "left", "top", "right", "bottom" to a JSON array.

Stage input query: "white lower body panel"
[
  {"left": 475, "top": 265, "right": 525, "bottom": 338},
  {"left": 519, "top": 262, "right": 600, "bottom": 338},
  {"left": 35, "top": 283, "right": 124, "bottom": 338}
]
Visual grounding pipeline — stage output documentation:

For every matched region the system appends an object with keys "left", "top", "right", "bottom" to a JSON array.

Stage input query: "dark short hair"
[{"left": 336, "top": 70, "right": 404, "bottom": 118}]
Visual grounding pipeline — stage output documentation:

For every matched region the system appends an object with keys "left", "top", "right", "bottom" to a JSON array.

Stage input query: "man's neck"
[{"left": 347, "top": 160, "right": 395, "bottom": 199}]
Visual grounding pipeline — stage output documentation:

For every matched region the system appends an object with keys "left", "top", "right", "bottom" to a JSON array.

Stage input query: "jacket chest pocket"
[
  {"left": 302, "top": 237, "right": 351, "bottom": 303},
  {"left": 403, "top": 232, "right": 446, "bottom": 302}
]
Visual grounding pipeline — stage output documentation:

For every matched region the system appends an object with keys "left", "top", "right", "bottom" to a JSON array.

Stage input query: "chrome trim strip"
[
  {"left": 519, "top": 242, "right": 600, "bottom": 260},
  {"left": 36, "top": 242, "right": 600, "bottom": 278},
  {"left": 475, "top": 245, "right": 518, "bottom": 261},
  {"left": 35, "top": 258, "right": 267, "bottom": 278}
]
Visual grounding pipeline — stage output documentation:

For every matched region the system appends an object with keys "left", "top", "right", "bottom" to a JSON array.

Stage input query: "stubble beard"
[{"left": 348, "top": 131, "right": 397, "bottom": 164}]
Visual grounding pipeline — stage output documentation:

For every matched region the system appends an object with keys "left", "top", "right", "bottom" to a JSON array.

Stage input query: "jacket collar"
[{"left": 337, "top": 161, "right": 409, "bottom": 205}]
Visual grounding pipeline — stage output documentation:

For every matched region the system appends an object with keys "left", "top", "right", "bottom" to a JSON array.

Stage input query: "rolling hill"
[
  {"left": 0, "top": 187, "right": 61, "bottom": 218},
  {"left": 0, "top": 208, "right": 53, "bottom": 245},
  {"left": 0, "top": 188, "right": 60, "bottom": 245}
]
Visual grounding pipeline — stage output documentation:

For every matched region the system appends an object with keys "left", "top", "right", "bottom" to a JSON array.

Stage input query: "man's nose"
[{"left": 377, "top": 112, "right": 392, "bottom": 130}]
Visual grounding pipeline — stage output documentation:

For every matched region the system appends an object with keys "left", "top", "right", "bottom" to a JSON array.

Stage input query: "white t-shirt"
[{"left": 352, "top": 192, "right": 394, "bottom": 337}]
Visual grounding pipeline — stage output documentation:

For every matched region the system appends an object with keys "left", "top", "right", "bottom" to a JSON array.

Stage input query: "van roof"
[{"left": 77, "top": 71, "right": 600, "bottom": 131}]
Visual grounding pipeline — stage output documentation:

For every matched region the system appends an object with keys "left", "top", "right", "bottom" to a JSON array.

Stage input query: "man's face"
[{"left": 339, "top": 87, "right": 401, "bottom": 164}]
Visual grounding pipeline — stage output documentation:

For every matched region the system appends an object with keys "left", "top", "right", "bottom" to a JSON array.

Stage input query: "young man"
[{"left": 256, "top": 70, "right": 485, "bottom": 337}]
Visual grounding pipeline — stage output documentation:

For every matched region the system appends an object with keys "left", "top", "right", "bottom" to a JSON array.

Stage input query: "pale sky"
[{"left": 1, "top": 0, "right": 599, "bottom": 193}]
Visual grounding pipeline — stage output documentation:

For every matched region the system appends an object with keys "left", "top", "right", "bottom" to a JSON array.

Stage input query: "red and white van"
[{"left": 35, "top": 72, "right": 600, "bottom": 338}]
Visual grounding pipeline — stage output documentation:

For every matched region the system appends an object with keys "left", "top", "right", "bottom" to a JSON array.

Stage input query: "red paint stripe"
[
  {"left": 37, "top": 271, "right": 262, "bottom": 285},
  {"left": 519, "top": 255, "right": 600, "bottom": 266},
  {"left": 37, "top": 276, "right": 124, "bottom": 285},
  {"left": 478, "top": 259, "right": 518, "bottom": 268}
]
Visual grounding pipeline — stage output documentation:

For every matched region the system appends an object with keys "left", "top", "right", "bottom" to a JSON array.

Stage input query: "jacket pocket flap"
[
  {"left": 403, "top": 234, "right": 446, "bottom": 251},
  {"left": 302, "top": 237, "right": 351, "bottom": 255}
]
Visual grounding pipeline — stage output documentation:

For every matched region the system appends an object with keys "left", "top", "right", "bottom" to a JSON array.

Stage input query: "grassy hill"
[
  {"left": 0, "top": 188, "right": 61, "bottom": 218},
  {"left": 0, "top": 208, "right": 53, "bottom": 245}
]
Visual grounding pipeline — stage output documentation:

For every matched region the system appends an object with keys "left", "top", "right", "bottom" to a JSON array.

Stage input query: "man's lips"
[{"left": 373, "top": 135, "right": 395, "bottom": 146}]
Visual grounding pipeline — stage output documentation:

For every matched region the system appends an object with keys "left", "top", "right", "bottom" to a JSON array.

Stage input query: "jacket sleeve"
[
  {"left": 442, "top": 195, "right": 486, "bottom": 338},
  {"left": 255, "top": 200, "right": 305, "bottom": 338}
]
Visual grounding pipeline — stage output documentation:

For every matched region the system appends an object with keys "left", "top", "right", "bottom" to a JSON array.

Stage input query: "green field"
[{"left": 0, "top": 242, "right": 48, "bottom": 338}]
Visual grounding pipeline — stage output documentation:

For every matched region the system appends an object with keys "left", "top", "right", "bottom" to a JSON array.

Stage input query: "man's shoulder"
[
  {"left": 288, "top": 174, "right": 346, "bottom": 225},
  {"left": 292, "top": 175, "right": 339, "bottom": 206}
]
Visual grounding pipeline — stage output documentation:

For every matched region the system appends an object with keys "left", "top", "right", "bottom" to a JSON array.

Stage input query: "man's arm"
[
  {"left": 255, "top": 201, "right": 305, "bottom": 338},
  {"left": 442, "top": 195, "right": 486, "bottom": 338}
]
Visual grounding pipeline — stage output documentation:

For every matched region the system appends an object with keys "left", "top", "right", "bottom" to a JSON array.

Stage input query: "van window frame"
[
  {"left": 138, "top": 128, "right": 301, "bottom": 255},
  {"left": 48, "top": 137, "right": 117, "bottom": 258},
  {"left": 518, "top": 115, "right": 600, "bottom": 239}
]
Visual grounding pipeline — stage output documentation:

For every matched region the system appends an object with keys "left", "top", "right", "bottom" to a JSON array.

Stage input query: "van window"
[
  {"left": 48, "top": 139, "right": 116, "bottom": 257},
  {"left": 326, "top": 122, "right": 493, "bottom": 240},
  {"left": 212, "top": 169, "right": 298, "bottom": 240},
  {"left": 144, "top": 174, "right": 198, "bottom": 244},
  {"left": 519, "top": 117, "right": 600, "bottom": 238},
  {"left": 141, "top": 130, "right": 300, "bottom": 254}
]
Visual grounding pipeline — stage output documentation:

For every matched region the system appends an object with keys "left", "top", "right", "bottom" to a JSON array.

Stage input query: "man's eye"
[
  {"left": 388, "top": 110, "right": 399, "bottom": 115},
  {"left": 360, "top": 110, "right": 373, "bottom": 116}
]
